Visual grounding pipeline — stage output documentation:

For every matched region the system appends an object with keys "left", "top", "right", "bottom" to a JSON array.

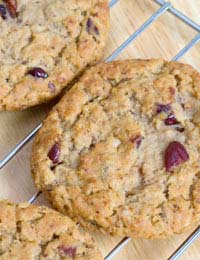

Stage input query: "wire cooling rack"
[{"left": 1, "top": 0, "right": 200, "bottom": 259}]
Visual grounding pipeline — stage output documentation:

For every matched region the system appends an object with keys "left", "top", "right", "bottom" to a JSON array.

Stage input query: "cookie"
[
  {"left": 0, "top": 200, "right": 103, "bottom": 259},
  {"left": 0, "top": 0, "right": 109, "bottom": 110},
  {"left": 31, "top": 59, "right": 200, "bottom": 239}
]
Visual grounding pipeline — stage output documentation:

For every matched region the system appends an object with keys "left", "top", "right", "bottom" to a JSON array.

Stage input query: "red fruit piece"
[
  {"left": 169, "top": 87, "right": 175, "bottom": 95},
  {"left": 0, "top": 4, "right": 7, "bottom": 19},
  {"left": 164, "top": 114, "right": 178, "bottom": 125},
  {"left": 157, "top": 104, "right": 171, "bottom": 114},
  {"left": 28, "top": 67, "right": 48, "bottom": 78},
  {"left": 58, "top": 246, "right": 76, "bottom": 258},
  {"left": 164, "top": 141, "right": 189, "bottom": 172},
  {"left": 86, "top": 18, "right": 99, "bottom": 35},
  {"left": 3, "top": 0, "right": 17, "bottom": 18},
  {"left": 130, "top": 135, "right": 143, "bottom": 148},
  {"left": 48, "top": 82, "right": 55, "bottom": 91},
  {"left": 48, "top": 143, "right": 60, "bottom": 164}
]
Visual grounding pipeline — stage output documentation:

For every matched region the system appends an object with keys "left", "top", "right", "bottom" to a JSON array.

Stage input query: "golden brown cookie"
[
  {"left": 0, "top": 200, "right": 103, "bottom": 259},
  {"left": 31, "top": 59, "right": 200, "bottom": 239},
  {"left": 0, "top": 0, "right": 109, "bottom": 110}
]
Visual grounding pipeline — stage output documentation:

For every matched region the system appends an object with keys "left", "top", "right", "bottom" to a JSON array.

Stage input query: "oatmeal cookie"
[
  {"left": 0, "top": 200, "right": 103, "bottom": 259},
  {"left": 32, "top": 59, "right": 200, "bottom": 238},
  {"left": 0, "top": 0, "right": 109, "bottom": 110}
]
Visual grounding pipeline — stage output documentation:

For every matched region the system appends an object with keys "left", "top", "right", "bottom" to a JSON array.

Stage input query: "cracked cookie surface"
[
  {"left": 0, "top": 0, "right": 109, "bottom": 110},
  {"left": 32, "top": 59, "right": 200, "bottom": 239},
  {"left": 0, "top": 200, "right": 103, "bottom": 259}
]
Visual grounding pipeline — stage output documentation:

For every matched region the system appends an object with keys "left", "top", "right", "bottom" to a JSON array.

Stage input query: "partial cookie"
[
  {"left": 31, "top": 59, "right": 200, "bottom": 239},
  {"left": 0, "top": 0, "right": 109, "bottom": 110},
  {"left": 0, "top": 200, "right": 103, "bottom": 259}
]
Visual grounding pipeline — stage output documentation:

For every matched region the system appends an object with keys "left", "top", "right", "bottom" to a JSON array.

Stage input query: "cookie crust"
[
  {"left": 0, "top": 0, "right": 109, "bottom": 110},
  {"left": 32, "top": 59, "right": 200, "bottom": 239}
]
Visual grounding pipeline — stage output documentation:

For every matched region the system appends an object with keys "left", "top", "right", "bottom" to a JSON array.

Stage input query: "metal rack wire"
[{"left": 0, "top": 0, "right": 200, "bottom": 259}]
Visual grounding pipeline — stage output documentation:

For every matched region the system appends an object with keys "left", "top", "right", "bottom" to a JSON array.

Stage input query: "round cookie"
[
  {"left": 0, "top": 200, "right": 103, "bottom": 259},
  {"left": 0, "top": 0, "right": 109, "bottom": 110},
  {"left": 31, "top": 59, "right": 200, "bottom": 239}
]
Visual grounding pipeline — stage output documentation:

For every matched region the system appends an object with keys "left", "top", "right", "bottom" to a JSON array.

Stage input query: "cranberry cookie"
[
  {"left": 0, "top": 200, "right": 103, "bottom": 259},
  {"left": 0, "top": 0, "right": 109, "bottom": 110},
  {"left": 32, "top": 59, "right": 200, "bottom": 239}
]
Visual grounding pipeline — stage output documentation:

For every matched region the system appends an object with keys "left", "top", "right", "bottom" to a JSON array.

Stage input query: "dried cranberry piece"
[
  {"left": 0, "top": 4, "right": 7, "bottom": 19},
  {"left": 48, "top": 143, "right": 60, "bottom": 164},
  {"left": 48, "top": 82, "right": 55, "bottom": 91},
  {"left": 86, "top": 18, "right": 92, "bottom": 28},
  {"left": 28, "top": 67, "right": 48, "bottom": 78},
  {"left": 93, "top": 25, "right": 99, "bottom": 35},
  {"left": 164, "top": 141, "right": 189, "bottom": 172},
  {"left": 3, "top": 0, "right": 17, "bottom": 18},
  {"left": 164, "top": 114, "right": 178, "bottom": 125},
  {"left": 169, "top": 87, "right": 175, "bottom": 95},
  {"left": 130, "top": 135, "right": 143, "bottom": 148},
  {"left": 157, "top": 104, "right": 171, "bottom": 114},
  {"left": 58, "top": 246, "right": 76, "bottom": 258},
  {"left": 86, "top": 18, "right": 99, "bottom": 35}
]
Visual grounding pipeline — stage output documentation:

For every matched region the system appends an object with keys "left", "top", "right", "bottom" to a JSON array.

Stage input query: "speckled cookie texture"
[
  {"left": 31, "top": 59, "right": 200, "bottom": 239},
  {"left": 0, "top": 200, "right": 103, "bottom": 259},
  {"left": 0, "top": 0, "right": 109, "bottom": 110}
]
